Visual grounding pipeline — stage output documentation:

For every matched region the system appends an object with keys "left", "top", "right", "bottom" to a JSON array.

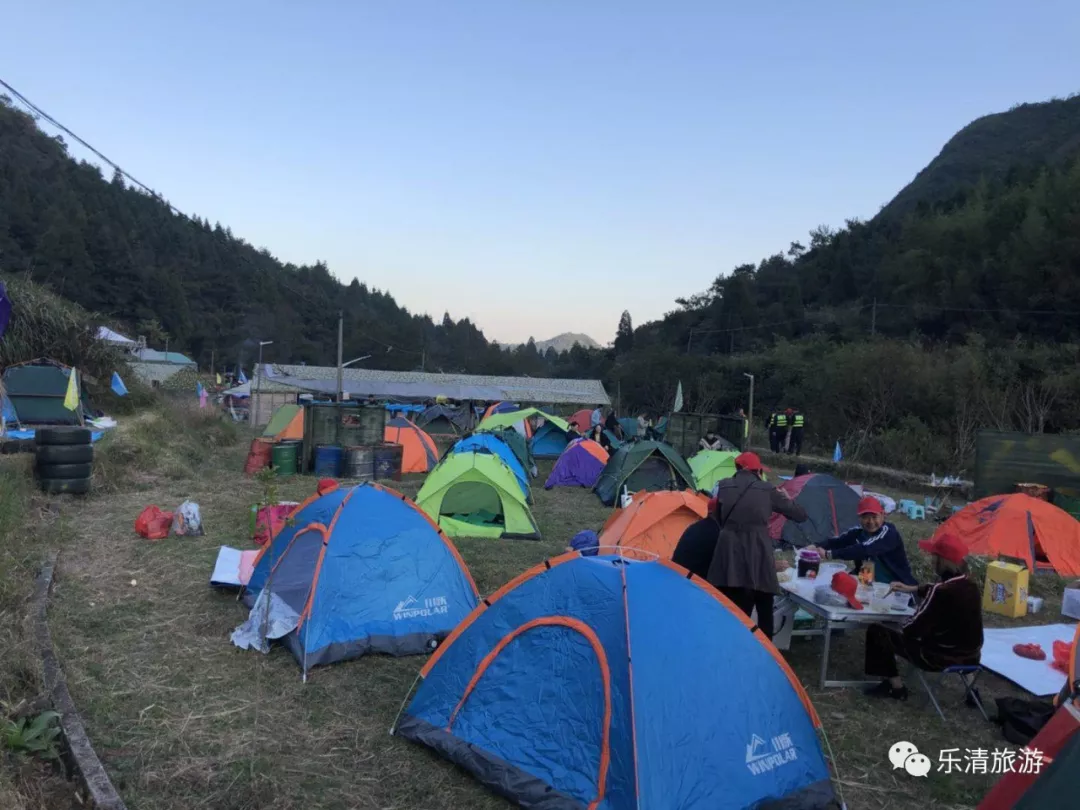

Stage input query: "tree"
[{"left": 614, "top": 310, "right": 634, "bottom": 353}]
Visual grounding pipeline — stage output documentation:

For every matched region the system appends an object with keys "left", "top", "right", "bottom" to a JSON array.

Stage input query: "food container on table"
[{"left": 796, "top": 549, "right": 821, "bottom": 579}]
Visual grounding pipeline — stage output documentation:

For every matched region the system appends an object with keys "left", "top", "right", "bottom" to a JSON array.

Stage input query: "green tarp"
[{"left": 975, "top": 430, "right": 1080, "bottom": 500}]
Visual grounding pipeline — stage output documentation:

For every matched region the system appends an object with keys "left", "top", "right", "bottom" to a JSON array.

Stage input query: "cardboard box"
[{"left": 983, "top": 561, "right": 1029, "bottom": 618}]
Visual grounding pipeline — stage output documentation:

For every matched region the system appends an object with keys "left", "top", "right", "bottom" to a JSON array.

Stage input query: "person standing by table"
[
  {"left": 805, "top": 497, "right": 917, "bottom": 588},
  {"left": 705, "top": 452, "right": 809, "bottom": 638},
  {"left": 862, "top": 532, "right": 983, "bottom": 700}
]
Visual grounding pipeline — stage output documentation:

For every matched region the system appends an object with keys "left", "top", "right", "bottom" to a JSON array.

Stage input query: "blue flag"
[
  {"left": 0, "top": 281, "right": 10, "bottom": 341},
  {"left": 238, "top": 369, "right": 248, "bottom": 384},
  {"left": 196, "top": 381, "right": 205, "bottom": 398},
  {"left": 833, "top": 441, "right": 843, "bottom": 463},
  {"left": 110, "top": 372, "right": 128, "bottom": 397}
]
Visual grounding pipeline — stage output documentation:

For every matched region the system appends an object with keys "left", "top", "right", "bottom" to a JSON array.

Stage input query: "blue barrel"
[{"left": 313, "top": 445, "right": 343, "bottom": 478}]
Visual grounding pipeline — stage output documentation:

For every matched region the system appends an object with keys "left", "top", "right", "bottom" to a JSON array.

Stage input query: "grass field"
[{"left": 6, "top": 409, "right": 1072, "bottom": 809}]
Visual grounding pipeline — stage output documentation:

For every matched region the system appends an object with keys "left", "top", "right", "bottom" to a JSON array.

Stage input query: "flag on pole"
[
  {"left": 216, "top": 372, "right": 222, "bottom": 385},
  {"left": 673, "top": 381, "right": 684, "bottom": 413},
  {"left": 238, "top": 369, "right": 248, "bottom": 384},
  {"left": 833, "top": 441, "right": 843, "bottom": 463},
  {"left": 110, "top": 372, "right": 128, "bottom": 397},
  {"left": 63, "top": 368, "right": 80, "bottom": 411},
  {"left": 199, "top": 388, "right": 208, "bottom": 409},
  {"left": 0, "top": 281, "right": 11, "bottom": 341}
]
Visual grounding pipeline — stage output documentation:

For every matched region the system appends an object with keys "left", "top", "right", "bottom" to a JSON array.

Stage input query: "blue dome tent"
[
  {"left": 241, "top": 483, "right": 479, "bottom": 677},
  {"left": 395, "top": 554, "right": 837, "bottom": 809}
]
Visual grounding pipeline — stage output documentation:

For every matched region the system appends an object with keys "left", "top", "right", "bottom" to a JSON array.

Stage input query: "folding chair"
[{"left": 913, "top": 664, "right": 989, "bottom": 722}]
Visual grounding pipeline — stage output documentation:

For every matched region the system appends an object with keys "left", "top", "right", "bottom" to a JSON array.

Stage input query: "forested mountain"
[
  {"left": 0, "top": 97, "right": 514, "bottom": 375},
  {"left": 6, "top": 91, "right": 1080, "bottom": 472}
]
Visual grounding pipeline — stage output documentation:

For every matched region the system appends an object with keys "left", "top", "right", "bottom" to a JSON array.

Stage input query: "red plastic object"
[
  {"left": 1012, "top": 642, "right": 1047, "bottom": 661},
  {"left": 1052, "top": 640, "right": 1074, "bottom": 673},
  {"left": 135, "top": 505, "right": 174, "bottom": 540},
  {"left": 243, "top": 438, "right": 273, "bottom": 475},
  {"left": 253, "top": 502, "right": 300, "bottom": 546}
]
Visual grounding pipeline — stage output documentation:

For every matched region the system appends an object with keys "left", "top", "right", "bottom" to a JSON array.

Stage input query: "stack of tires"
[{"left": 35, "top": 427, "right": 94, "bottom": 495}]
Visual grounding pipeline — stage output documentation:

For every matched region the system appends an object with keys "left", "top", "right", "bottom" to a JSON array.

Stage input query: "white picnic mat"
[{"left": 981, "top": 623, "right": 1076, "bottom": 696}]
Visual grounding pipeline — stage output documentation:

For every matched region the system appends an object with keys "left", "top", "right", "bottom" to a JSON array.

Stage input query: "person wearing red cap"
[
  {"left": 862, "top": 532, "right": 983, "bottom": 700},
  {"left": 805, "top": 496, "right": 917, "bottom": 588},
  {"left": 680, "top": 450, "right": 808, "bottom": 639}
]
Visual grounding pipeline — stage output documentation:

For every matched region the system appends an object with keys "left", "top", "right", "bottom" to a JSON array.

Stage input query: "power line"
[{"left": 1, "top": 78, "right": 434, "bottom": 358}]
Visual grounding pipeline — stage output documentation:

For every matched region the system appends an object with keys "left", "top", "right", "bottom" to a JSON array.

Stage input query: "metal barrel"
[
  {"left": 373, "top": 442, "right": 404, "bottom": 481},
  {"left": 344, "top": 445, "right": 375, "bottom": 482},
  {"left": 271, "top": 441, "right": 299, "bottom": 476},
  {"left": 313, "top": 444, "right": 344, "bottom": 478}
]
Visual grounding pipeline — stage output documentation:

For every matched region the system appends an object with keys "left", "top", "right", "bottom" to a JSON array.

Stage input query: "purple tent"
[{"left": 543, "top": 438, "right": 608, "bottom": 489}]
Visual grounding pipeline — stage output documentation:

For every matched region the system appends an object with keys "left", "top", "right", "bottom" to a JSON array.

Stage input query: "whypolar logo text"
[
  {"left": 888, "top": 742, "right": 932, "bottom": 777},
  {"left": 393, "top": 595, "right": 449, "bottom": 621},
  {"left": 745, "top": 733, "right": 798, "bottom": 775}
]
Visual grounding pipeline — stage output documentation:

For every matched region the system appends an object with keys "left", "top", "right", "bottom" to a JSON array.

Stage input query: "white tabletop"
[{"left": 778, "top": 570, "right": 915, "bottom": 624}]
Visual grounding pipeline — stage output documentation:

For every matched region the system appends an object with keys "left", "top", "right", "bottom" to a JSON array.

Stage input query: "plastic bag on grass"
[
  {"left": 135, "top": 506, "right": 174, "bottom": 540},
  {"left": 231, "top": 590, "right": 300, "bottom": 654},
  {"left": 171, "top": 500, "right": 203, "bottom": 536}
]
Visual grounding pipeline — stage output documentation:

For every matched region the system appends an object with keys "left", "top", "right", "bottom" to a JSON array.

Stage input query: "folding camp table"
[
  {"left": 926, "top": 483, "right": 965, "bottom": 520},
  {"left": 778, "top": 574, "right": 915, "bottom": 688}
]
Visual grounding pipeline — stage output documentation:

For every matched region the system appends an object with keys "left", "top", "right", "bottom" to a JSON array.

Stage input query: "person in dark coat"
[
  {"left": 863, "top": 532, "right": 984, "bottom": 700},
  {"left": 705, "top": 452, "right": 808, "bottom": 638},
  {"left": 806, "top": 497, "right": 918, "bottom": 587}
]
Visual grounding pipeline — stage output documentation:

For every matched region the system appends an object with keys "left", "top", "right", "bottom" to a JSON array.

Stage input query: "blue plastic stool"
[
  {"left": 905, "top": 504, "right": 926, "bottom": 520},
  {"left": 913, "top": 664, "right": 989, "bottom": 721}
]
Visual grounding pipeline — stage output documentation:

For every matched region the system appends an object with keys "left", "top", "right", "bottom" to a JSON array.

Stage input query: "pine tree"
[{"left": 614, "top": 310, "right": 634, "bottom": 353}]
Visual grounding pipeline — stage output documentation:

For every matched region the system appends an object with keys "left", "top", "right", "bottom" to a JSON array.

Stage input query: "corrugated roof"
[
  {"left": 261, "top": 364, "right": 609, "bottom": 405},
  {"left": 136, "top": 348, "right": 196, "bottom": 366},
  {"left": 129, "top": 362, "right": 187, "bottom": 384}
]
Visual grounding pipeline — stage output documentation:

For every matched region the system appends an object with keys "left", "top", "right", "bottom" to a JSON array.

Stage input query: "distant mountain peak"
[{"left": 502, "top": 332, "right": 600, "bottom": 353}]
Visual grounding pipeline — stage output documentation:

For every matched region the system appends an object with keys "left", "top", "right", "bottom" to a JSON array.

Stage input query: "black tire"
[
  {"left": 38, "top": 477, "right": 91, "bottom": 495},
  {"left": 35, "top": 426, "right": 92, "bottom": 446},
  {"left": 35, "top": 445, "right": 94, "bottom": 464},
  {"left": 36, "top": 463, "right": 93, "bottom": 480}
]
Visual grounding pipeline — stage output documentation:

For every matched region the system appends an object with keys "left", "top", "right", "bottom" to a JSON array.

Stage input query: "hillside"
[
  {"left": 0, "top": 97, "right": 516, "bottom": 377},
  {"left": 882, "top": 95, "right": 1080, "bottom": 217}
]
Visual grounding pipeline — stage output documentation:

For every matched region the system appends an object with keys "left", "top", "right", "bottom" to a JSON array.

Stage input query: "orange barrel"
[{"left": 244, "top": 438, "right": 273, "bottom": 475}]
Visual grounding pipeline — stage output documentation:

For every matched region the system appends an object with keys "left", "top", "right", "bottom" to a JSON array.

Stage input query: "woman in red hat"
[
  {"left": 863, "top": 532, "right": 983, "bottom": 700},
  {"left": 676, "top": 451, "right": 808, "bottom": 639},
  {"left": 805, "top": 495, "right": 917, "bottom": 588}
]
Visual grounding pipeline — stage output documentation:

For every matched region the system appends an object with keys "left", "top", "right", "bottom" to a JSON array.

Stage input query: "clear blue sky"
[{"left": 5, "top": 2, "right": 1080, "bottom": 344}]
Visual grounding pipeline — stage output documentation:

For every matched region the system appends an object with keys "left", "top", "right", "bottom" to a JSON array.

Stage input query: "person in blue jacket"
[{"left": 806, "top": 496, "right": 917, "bottom": 587}]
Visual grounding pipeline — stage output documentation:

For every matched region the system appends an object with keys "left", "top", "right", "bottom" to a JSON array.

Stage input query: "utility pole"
[
  {"left": 871, "top": 298, "right": 877, "bottom": 336},
  {"left": 743, "top": 373, "right": 755, "bottom": 450},
  {"left": 336, "top": 310, "right": 344, "bottom": 403},
  {"left": 686, "top": 328, "right": 694, "bottom": 355},
  {"left": 256, "top": 340, "right": 272, "bottom": 428},
  {"left": 210, "top": 349, "right": 215, "bottom": 380}
]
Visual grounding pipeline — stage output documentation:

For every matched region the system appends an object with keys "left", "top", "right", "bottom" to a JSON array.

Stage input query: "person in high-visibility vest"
[
  {"left": 790, "top": 409, "right": 806, "bottom": 456},
  {"left": 767, "top": 410, "right": 786, "bottom": 453}
]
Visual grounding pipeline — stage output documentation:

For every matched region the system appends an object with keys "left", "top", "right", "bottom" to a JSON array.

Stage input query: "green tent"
[
  {"left": 2, "top": 363, "right": 91, "bottom": 425},
  {"left": 594, "top": 439, "right": 695, "bottom": 506},
  {"left": 688, "top": 450, "right": 739, "bottom": 493},
  {"left": 476, "top": 426, "right": 535, "bottom": 475},
  {"left": 478, "top": 407, "right": 570, "bottom": 434},
  {"left": 416, "top": 451, "right": 540, "bottom": 539}
]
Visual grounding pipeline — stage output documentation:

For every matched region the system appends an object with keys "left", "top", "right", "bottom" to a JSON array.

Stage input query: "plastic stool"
[
  {"left": 905, "top": 504, "right": 926, "bottom": 520},
  {"left": 898, "top": 499, "right": 917, "bottom": 513}
]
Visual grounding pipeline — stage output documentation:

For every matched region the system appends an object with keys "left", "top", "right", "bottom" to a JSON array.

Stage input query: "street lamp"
[
  {"left": 255, "top": 340, "right": 273, "bottom": 428},
  {"left": 743, "top": 372, "right": 755, "bottom": 450},
  {"left": 342, "top": 355, "right": 371, "bottom": 368}
]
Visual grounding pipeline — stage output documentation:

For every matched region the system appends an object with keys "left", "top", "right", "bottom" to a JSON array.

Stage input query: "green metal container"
[
  {"left": 271, "top": 441, "right": 299, "bottom": 476},
  {"left": 310, "top": 404, "right": 339, "bottom": 448}
]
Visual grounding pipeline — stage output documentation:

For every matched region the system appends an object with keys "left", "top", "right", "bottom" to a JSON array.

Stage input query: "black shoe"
[{"left": 864, "top": 680, "right": 909, "bottom": 701}]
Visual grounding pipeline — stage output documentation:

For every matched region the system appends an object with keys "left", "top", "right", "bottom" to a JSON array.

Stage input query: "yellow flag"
[
  {"left": 63, "top": 368, "right": 80, "bottom": 411},
  {"left": 216, "top": 373, "right": 222, "bottom": 385}
]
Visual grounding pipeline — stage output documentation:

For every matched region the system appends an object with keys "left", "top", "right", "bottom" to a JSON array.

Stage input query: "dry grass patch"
[{"left": 35, "top": 441, "right": 1068, "bottom": 810}]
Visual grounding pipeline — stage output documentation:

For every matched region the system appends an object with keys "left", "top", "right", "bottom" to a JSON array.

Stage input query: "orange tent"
[
  {"left": 598, "top": 490, "right": 710, "bottom": 561},
  {"left": 384, "top": 417, "right": 439, "bottom": 474},
  {"left": 932, "top": 493, "right": 1080, "bottom": 576}
]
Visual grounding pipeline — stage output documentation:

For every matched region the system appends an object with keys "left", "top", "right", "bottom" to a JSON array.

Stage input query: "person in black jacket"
[{"left": 862, "top": 532, "right": 984, "bottom": 700}]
